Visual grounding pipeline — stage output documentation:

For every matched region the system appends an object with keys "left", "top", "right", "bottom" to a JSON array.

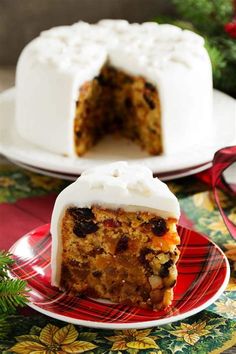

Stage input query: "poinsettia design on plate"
[
  {"left": 215, "top": 298, "right": 236, "bottom": 320},
  {"left": 106, "top": 328, "right": 159, "bottom": 351},
  {"left": 224, "top": 242, "right": 236, "bottom": 289},
  {"left": 10, "top": 323, "right": 97, "bottom": 354},
  {"left": 170, "top": 321, "right": 210, "bottom": 345},
  {"left": 193, "top": 192, "right": 214, "bottom": 212},
  {"left": 224, "top": 243, "right": 236, "bottom": 265},
  {"left": 208, "top": 217, "right": 229, "bottom": 237},
  {"left": 227, "top": 278, "right": 236, "bottom": 291}
]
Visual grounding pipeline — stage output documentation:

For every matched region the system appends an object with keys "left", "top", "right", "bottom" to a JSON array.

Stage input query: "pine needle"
[
  {"left": 0, "top": 278, "right": 29, "bottom": 314},
  {"left": 0, "top": 314, "right": 11, "bottom": 340},
  {"left": 0, "top": 251, "right": 14, "bottom": 279},
  {"left": 172, "top": 0, "right": 233, "bottom": 35},
  {"left": 0, "top": 251, "right": 29, "bottom": 315}
]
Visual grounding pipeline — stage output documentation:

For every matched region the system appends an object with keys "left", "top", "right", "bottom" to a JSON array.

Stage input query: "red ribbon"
[{"left": 211, "top": 146, "right": 236, "bottom": 239}]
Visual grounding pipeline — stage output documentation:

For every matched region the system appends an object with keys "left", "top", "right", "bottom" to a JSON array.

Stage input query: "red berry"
[{"left": 224, "top": 20, "right": 236, "bottom": 38}]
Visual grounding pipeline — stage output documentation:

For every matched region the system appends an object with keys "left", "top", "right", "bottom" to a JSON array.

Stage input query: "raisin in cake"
[
  {"left": 16, "top": 20, "right": 212, "bottom": 157},
  {"left": 51, "top": 161, "right": 180, "bottom": 310}
]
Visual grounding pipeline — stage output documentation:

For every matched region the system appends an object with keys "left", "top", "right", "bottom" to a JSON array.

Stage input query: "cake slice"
[{"left": 51, "top": 162, "right": 180, "bottom": 310}]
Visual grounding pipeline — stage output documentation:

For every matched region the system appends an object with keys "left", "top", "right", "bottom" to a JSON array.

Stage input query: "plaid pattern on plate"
[{"left": 9, "top": 224, "right": 229, "bottom": 329}]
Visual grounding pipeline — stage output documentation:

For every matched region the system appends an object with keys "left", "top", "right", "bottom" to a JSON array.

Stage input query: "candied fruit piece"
[
  {"left": 150, "top": 289, "right": 163, "bottom": 303},
  {"left": 151, "top": 218, "right": 168, "bottom": 236},
  {"left": 68, "top": 259, "right": 80, "bottom": 267},
  {"left": 92, "top": 271, "right": 102, "bottom": 278},
  {"left": 139, "top": 248, "right": 154, "bottom": 273},
  {"left": 68, "top": 207, "right": 94, "bottom": 221},
  {"left": 145, "top": 82, "right": 156, "bottom": 92},
  {"left": 116, "top": 235, "right": 129, "bottom": 253},
  {"left": 103, "top": 219, "right": 121, "bottom": 228},
  {"left": 76, "top": 131, "right": 82, "bottom": 139},
  {"left": 89, "top": 247, "right": 104, "bottom": 256},
  {"left": 125, "top": 97, "right": 132, "bottom": 109},
  {"left": 143, "top": 93, "right": 155, "bottom": 109},
  {"left": 95, "top": 74, "right": 108, "bottom": 86},
  {"left": 159, "top": 260, "right": 173, "bottom": 278},
  {"left": 73, "top": 220, "right": 98, "bottom": 237}
]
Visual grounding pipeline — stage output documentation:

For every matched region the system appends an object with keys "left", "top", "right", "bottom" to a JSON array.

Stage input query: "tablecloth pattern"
[{"left": 0, "top": 162, "right": 236, "bottom": 354}]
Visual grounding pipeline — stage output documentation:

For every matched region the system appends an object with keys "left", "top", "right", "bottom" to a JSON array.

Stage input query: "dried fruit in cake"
[{"left": 50, "top": 162, "right": 180, "bottom": 310}]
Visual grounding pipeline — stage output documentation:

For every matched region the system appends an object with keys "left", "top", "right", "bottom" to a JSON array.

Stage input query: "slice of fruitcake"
[{"left": 51, "top": 161, "right": 180, "bottom": 310}]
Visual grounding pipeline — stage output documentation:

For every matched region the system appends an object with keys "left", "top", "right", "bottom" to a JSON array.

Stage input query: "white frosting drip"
[
  {"left": 50, "top": 161, "right": 180, "bottom": 286},
  {"left": 15, "top": 19, "right": 213, "bottom": 156}
]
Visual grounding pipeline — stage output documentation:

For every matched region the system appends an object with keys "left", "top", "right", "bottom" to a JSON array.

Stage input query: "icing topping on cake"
[
  {"left": 51, "top": 161, "right": 180, "bottom": 220},
  {"left": 28, "top": 20, "right": 207, "bottom": 71}
]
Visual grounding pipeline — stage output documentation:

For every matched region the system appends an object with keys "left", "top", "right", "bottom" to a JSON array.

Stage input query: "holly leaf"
[{"left": 207, "top": 318, "right": 227, "bottom": 327}]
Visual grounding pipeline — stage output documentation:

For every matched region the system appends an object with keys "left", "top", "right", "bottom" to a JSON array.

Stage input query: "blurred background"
[
  {"left": 0, "top": 0, "right": 174, "bottom": 65},
  {"left": 0, "top": 0, "right": 235, "bottom": 97}
]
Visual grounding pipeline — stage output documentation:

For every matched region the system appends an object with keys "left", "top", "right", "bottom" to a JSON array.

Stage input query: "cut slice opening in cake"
[
  {"left": 74, "top": 64, "right": 163, "bottom": 156},
  {"left": 59, "top": 205, "right": 179, "bottom": 310}
]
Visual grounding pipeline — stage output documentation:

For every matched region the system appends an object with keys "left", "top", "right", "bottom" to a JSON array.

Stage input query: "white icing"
[
  {"left": 50, "top": 161, "right": 180, "bottom": 286},
  {"left": 15, "top": 20, "right": 213, "bottom": 156}
]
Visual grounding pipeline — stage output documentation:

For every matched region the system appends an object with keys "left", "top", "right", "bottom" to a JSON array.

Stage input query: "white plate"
[
  {"left": 9, "top": 158, "right": 212, "bottom": 181},
  {"left": 0, "top": 88, "right": 235, "bottom": 179}
]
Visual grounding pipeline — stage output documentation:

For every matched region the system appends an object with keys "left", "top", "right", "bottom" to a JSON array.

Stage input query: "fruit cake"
[
  {"left": 15, "top": 20, "right": 212, "bottom": 157},
  {"left": 51, "top": 162, "right": 180, "bottom": 310},
  {"left": 74, "top": 65, "right": 162, "bottom": 156}
]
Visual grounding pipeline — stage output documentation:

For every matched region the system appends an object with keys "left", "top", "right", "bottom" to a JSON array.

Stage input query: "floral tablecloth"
[{"left": 0, "top": 161, "right": 236, "bottom": 354}]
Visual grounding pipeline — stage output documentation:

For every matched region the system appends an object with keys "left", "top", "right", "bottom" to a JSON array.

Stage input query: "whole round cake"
[
  {"left": 15, "top": 20, "right": 213, "bottom": 157},
  {"left": 51, "top": 161, "right": 180, "bottom": 310}
]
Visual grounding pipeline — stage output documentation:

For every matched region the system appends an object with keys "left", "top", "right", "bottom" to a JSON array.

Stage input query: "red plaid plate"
[{"left": 9, "top": 224, "right": 230, "bottom": 329}]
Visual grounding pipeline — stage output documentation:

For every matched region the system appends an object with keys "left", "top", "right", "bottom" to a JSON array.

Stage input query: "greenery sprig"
[
  {"left": 0, "top": 251, "right": 28, "bottom": 339},
  {"left": 155, "top": 0, "right": 236, "bottom": 97},
  {"left": 0, "top": 251, "right": 28, "bottom": 314}
]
